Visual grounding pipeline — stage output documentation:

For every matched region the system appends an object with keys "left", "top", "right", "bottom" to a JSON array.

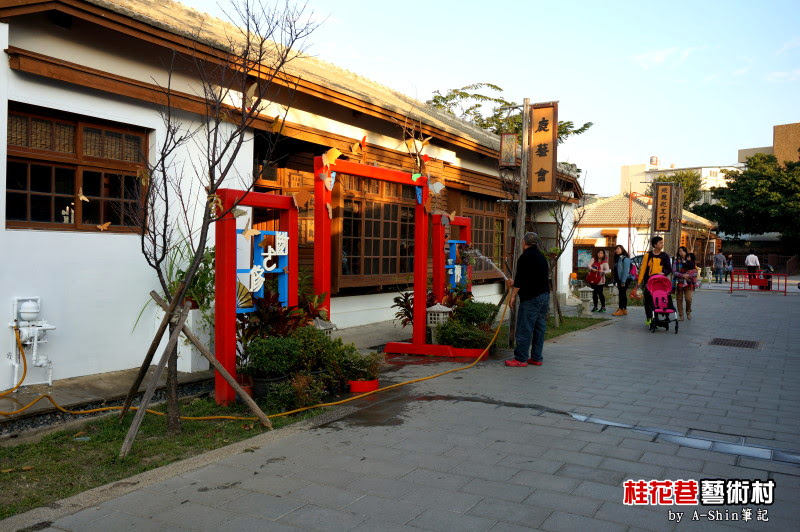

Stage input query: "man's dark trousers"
[{"left": 513, "top": 292, "right": 549, "bottom": 363}]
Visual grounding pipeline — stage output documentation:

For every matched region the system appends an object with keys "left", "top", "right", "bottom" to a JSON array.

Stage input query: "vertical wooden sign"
[
  {"left": 528, "top": 102, "right": 558, "bottom": 195},
  {"left": 654, "top": 183, "right": 672, "bottom": 232}
]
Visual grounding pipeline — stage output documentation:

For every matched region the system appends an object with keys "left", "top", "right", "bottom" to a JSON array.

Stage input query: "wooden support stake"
[
  {"left": 151, "top": 293, "right": 272, "bottom": 429},
  {"left": 119, "top": 302, "right": 192, "bottom": 459},
  {"left": 118, "top": 286, "right": 184, "bottom": 420}
]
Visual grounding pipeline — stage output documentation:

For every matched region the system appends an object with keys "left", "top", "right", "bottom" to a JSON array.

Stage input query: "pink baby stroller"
[{"left": 646, "top": 274, "right": 678, "bottom": 334}]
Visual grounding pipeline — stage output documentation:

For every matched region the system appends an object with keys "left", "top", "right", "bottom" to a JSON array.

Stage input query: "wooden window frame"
[
  {"left": 338, "top": 175, "right": 417, "bottom": 288},
  {"left": 6, "top": 106, "right": 147, "bottom": 233},
  {"left": 463, "top": 193, "right": 507, "bottom": 281}
]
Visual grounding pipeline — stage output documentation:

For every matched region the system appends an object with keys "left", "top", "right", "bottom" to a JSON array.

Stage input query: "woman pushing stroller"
[{"left": 635, "top": 236, "right": 673, "bottom": 325}]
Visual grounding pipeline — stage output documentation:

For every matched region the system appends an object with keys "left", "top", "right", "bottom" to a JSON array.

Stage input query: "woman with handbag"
[
  {"left": 611, "top": 245, "right": 632, "bottom": 316},
  {"left": 587, "top": 249, "right": 610, "bottom": 312},
  {"left": 673, "top": 247, "right": 697, "bottom": 321}
]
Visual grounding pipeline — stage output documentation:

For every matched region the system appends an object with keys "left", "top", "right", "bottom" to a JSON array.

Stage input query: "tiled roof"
[
  {"left": 576, "top": 193, "right": 715, "bottom": 229},
  {"left": 86, "top": 0, "right": 500, "bottom": 151}
]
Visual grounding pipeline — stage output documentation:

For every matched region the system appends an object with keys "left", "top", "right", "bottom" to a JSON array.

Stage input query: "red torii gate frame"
[
  {"left": 313, "top": 156, "right": 486, "bottom": 359},
  {"left": 214, "top": 188, "right": 298, "bottom": 405}
]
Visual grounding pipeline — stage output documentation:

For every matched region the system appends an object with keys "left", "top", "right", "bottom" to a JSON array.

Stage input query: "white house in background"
[
  {"left": 574, "top": 194, "right": 717, "bottom": 268},
  {"left": 0, "top": 0, "right": 581, "bottom": 390},
  {"left": 620, "top": 156, "right": 739, "bottom": 205}
]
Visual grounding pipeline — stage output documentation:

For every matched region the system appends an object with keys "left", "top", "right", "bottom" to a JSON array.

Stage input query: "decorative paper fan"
[
  {"left": 97, "top": 221, "right": 111, "bottom": 231},
  {"left": 236, "top": 281, "right": 253, "bottom": 308}
]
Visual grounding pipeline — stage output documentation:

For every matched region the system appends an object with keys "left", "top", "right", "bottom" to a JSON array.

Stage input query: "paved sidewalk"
[{"left": 6, "top": 288, "right": 800, "bottom": 531}]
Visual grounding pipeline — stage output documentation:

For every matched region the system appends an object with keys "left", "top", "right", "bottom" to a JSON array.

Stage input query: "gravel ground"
[{"left": 0, "top": 379, "right": 213, "bottom": 440}]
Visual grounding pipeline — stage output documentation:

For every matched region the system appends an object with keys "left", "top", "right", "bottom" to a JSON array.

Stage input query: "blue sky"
[{"left": 191, "top": 0, "right": 800, "bottom": 195}]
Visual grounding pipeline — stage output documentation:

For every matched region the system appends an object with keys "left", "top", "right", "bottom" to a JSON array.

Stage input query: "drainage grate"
[{"left": 709, "top": 338, "right": 760, "bottom": 349}]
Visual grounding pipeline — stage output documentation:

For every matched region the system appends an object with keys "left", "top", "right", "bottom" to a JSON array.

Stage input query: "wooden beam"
[{"left": 119, "top": 302, "right": 191, "bottom": 458}]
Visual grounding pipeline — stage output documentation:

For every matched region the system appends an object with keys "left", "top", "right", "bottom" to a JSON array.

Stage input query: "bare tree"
[{"left": 136, "top": 0, "right": 317, "bottom": 433}]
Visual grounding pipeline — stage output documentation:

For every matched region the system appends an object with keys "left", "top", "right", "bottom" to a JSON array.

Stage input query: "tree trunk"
[
  {"left": 165, "top": 321, "right": 181, "bottom": 435},
  {"left": 551, "top": 259, "right": 561, "bottom": 328}
]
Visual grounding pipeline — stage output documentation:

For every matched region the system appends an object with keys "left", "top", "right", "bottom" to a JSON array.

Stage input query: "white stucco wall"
[{"left": 0, "top": 21, "right": 257, "bottom": 389}]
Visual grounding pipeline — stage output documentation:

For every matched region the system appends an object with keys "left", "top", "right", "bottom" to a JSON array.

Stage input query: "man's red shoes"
[
  {"left": 528, "top": 359, "right": 543, "bottom": 366},
  {"left": 504, "top": 359, "right": 528, "bottom": 367}
]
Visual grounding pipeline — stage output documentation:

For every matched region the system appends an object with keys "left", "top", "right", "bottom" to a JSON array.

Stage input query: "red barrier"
[{"left": 729, "top": 269, "right": 787, "bottom": 296}]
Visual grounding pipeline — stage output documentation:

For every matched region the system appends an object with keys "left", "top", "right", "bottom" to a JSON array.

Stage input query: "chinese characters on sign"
[
  {"left": 249, "top": 231, "right": 289, "bottom": 291},
  {"left": 654, "top": 183, "right": 672, "bottom": 232},
  {"left": 499, "top": 133, "right": 518, "bottom": 167},
  {"left": 528, "top": 102, "right": 558, "bottom": 195}
]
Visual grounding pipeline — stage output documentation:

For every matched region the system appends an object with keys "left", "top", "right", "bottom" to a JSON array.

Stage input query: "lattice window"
[{"left": 6, "top": 105, "right": 146, "bottom": 232}]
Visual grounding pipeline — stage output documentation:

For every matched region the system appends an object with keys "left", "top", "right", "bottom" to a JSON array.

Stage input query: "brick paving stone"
[
  {"left": 449, "top": 461, "right": 520, "bottom": 481},
  {"left": 701, "top": 461, "right": 771, "bottom": 479},
  {"left": 221, "top": 514, "right": 307, "bottom": 532},
  {"left": 598, "top": 457, "right": 666, "bottom": 479},
  {"left": 618, "top": 438, "right": 679, "bottom": 455},
  {"left": 285, "top": 483, "right": 365, "bottom": 509},
  {"left": 278, "top": 504, "right": 367, "bottom": 531},
  {"left": 639, "top": 451, "right": 704, "bottom": 471},
  {"left": 461, "top": 477, "right": 533, "bottom": 503},
  {"left": 539, "top": 511, "right": 627, "bottom": 532},
  {"left": 509, "top": 470, "right": 580, "bottom": 493},
  {"left": 542, "top": 448, "right": 604, "bottom": 467},
  {"left": 594, "top": 502, "right": 672, "bottom": 531},
  {"left": 487, "top": 521, "right": 539, "bottom": 532},
  {"left": 237, "top": 473, "right": 311, "bottom": 496},
  {"left": 400, "top": 467, "right": 472, "bottom": 491},
  {"left": 582, "top": 442, "right": 644, "bottom": 462},
  {"left": 344, "top": 476, "right": 417, "bottom": 499},
  {"left": 738, "top": 457, "right": 800, "bottom": 476},
  {"left": 523, "top": 488, "right": 602, "bottom": 517},
  {"left": 555, "top": 463, "right": 627, "bottom": 486},
  {"left": 496, "top": 454, "right": 565, "bottom": 474},
  {"left": 400, "top": 485, "right": 483, "bottom": 513},
  {"left": 346, "top": 494, "right": 425, "bottom": 524},
  {"left": 467, "top": 497, "right": 551, "bottom": 528},
  {"left": 149, "top": 502, "right": 238, "bottom": 529},
  {"left": 407, "top": 507, "right": 497, "bottom": 532}
]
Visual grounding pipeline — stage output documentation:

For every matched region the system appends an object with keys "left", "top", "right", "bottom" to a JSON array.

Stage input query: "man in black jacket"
[{"left": 507, "top": 232, "right": 550, "bottom": 367}]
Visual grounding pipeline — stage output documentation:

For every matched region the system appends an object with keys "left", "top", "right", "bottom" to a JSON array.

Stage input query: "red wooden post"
[
  {"left": 313, "top": 157, "right": 332, "bottom": 313},
  {"left": 432, "top": 215, "right": 445, "bottom": 302},
  {"left": 214, "top": 189, "right": 237, "bottom": 406},
  {"left": 287, "top": 206, "right": 299, "bottom": 307},
  {"left": 412, "top": 186, "right": 429, "bottom": 346}
]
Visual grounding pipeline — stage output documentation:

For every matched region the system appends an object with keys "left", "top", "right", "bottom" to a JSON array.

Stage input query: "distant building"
[
  {"left": 620, "top": 157, "right": 738, "bottom": 206},
  {"left": 738, "top": 122, "right": 800, "bottom": 166}
]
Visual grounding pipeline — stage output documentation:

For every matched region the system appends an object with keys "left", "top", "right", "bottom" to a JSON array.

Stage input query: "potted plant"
[
  {"left": 240, "top": 336, "right": 298, "bottom": 398},
  {"left": 342, "top": 351, "right": 384, "bottom": 393}
]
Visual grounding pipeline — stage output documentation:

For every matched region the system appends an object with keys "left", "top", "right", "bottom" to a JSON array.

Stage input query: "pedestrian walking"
[
  {"left": 612, "top": 245, "right": 632, "bottom": 316},
  {"left": 745, "top": 250, "right": 760, "bottom": 282},
  {"left": 673, "top": 246, "right": 697, "bottom": 321},
  {"left": 713, "top": 249, "right": 726, "bottom": 283},
  {"left": 506, "top": 232, "right": 549, "bottom": 367},
  {"left": 724, "top": 253, "right": 733, "bottom": 283},
  {"left": 636, "top": 236, "right": 673, "bottom": 325},
  {"left": 587, "top": 249, "right": 610, "bottom": 313}
]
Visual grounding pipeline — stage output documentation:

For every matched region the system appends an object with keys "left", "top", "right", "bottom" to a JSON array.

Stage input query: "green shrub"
[
  {"left": 289, "top": 326, "right": 334, "bottom": 372},
  {"left": 452, "top": 300, "right": 498, "bottom": 328},
  {"left": 340, "top": 351, "right": 384, "bottom": 381},
  {"left": 435, "top": 319, "right": 493, "bottom": 349},
  {"left": 240, "top": 336, "right": 298, "bottom": 378}
]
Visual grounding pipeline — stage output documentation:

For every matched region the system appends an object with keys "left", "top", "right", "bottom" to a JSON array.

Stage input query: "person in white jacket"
[{"left": 745, "top": 250, "right": 760, "bottom": 281}]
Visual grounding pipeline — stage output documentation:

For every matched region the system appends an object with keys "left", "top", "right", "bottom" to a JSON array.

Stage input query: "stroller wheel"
[
  {"left": 665, "top": 324, "right": 669, "bottom": 332},
  {"left": 675, "top": 324, "right": 679, "bottom": 334}
]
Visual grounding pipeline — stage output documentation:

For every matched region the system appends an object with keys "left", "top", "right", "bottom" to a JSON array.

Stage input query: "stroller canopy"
[{"left": 646, "top": 274, "right": 672, "bottom": 293}]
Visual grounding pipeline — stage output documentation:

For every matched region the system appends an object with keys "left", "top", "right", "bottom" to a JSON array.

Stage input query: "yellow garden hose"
[{"left": 1, "top": 294, "right": 510, "bottom": 423}]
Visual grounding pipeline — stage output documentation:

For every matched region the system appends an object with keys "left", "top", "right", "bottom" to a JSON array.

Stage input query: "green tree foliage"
[
  {"left": 645, "top": 170, "right": 703, "bottom": 210},
  {"left": 427, "top": 83, "right": 593, "bottom": 145},
  {"left": 691, "top": 154, "right": 800, "bottom": 240}
]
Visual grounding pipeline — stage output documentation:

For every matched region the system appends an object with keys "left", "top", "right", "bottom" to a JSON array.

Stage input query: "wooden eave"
[
  {"left": 7, "top": 46, "right": 510, "bottom": 197},
  {"left": 0, "top": 0, "right": 499, "bottom": 159}
]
